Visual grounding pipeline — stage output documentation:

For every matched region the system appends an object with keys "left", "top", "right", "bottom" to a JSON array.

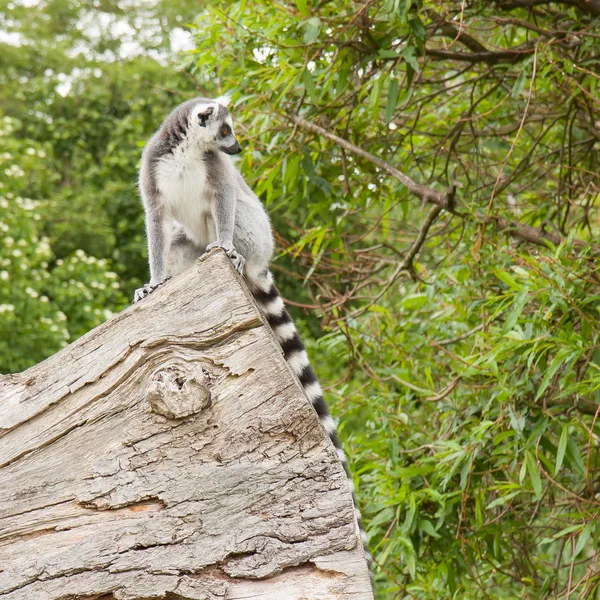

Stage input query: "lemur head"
[{"left": 190, "top": 96, "right": 242, "bottom": 155}]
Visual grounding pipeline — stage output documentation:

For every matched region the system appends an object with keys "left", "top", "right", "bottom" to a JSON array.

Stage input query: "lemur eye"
[{"left": 221, "top": 125, "right": 231, "bottom": 137}]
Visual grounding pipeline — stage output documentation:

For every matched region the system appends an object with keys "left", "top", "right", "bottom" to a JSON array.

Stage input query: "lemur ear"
[
  {"left": 215, "top": 93, "right": 231, "bottom": 107},
  {"left": 197, "top": 104, "right": 214, "bottom": 127}
]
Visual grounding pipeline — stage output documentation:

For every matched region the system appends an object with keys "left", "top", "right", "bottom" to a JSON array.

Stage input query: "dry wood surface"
[{"left": 0, "top": 250, "right": 373, "bottom": 600}]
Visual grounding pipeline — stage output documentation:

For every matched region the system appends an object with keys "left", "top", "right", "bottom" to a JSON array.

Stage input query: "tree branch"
[
  {"left": 490, "top": 216, "right": 564, "bottom": 246},
  {"left": 285, "top": 112, "right": 451, "bottom": 209},
  {"left": 399, "top": 203, "right": 444, "bottom": 274},
  {"left": 425, "top": 377, "right": 461, "bottom": 402},
  {"left": 425, "top": 8, "right": 489, "bottom": 54},
  {"left": 285, "top": 113, "right": 585, "bottom": 250},
  {"left": 545, "top": 396, "right": 600, "bottom": 416},
  {"left": 425, "top": 43, "right": 536, "bottom": 64},
  {"left": 496, "top": 0, "right": 600, "bottom": 17}
]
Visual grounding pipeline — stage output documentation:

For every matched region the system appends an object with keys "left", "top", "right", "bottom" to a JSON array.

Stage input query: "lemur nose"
[{"left": 222, "top": 141, "right": 242, "bottom": 155}]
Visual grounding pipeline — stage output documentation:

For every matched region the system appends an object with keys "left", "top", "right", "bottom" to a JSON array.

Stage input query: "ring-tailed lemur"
[{"left": 133, "top": 96, "right": 370, "bottom": 564}]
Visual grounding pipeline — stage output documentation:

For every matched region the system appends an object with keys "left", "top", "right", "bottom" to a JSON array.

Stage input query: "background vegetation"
[{"left": 2, "top": 0, "right": 600, "bottom": 597}]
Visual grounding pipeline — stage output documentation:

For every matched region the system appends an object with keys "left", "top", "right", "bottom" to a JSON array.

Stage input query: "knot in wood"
[{"left": 146, "top": 362, "right": 211, "bottom": 419}]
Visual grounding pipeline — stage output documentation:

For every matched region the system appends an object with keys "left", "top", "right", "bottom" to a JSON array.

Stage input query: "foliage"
[
  {"left": 0, "top": 0, "right": 199, "bottom": 370},
  {"left": 3, "top": 0, "right": 600, "bottom": 597},
  {"left": 0, "top": 114, "right": 126, "bottom": 372},
  {"left": 189, "top": 1, "right": 600, "bottom": 596}
]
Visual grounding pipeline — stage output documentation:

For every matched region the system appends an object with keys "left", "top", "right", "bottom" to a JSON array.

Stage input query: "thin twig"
[
  {"left": 437, "top": 323, "right": 485, "bottom": 346},
  {"left": 425, "top": 377, "right": 461, "bottom": 401}
]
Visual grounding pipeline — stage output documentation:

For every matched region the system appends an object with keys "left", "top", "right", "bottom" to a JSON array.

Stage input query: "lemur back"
[{"left": 134, "top": 96, "right": 370, "bottom": 564}]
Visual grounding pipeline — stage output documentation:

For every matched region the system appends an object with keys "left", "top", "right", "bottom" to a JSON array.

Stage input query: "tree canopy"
[{"left": 2, "top": 0, "right": 600, "bottom": 597}]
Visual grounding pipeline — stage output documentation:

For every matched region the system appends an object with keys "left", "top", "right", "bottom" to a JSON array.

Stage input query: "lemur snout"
[{"left": 221, "top": 141, "right": 242, "bottom": 155}]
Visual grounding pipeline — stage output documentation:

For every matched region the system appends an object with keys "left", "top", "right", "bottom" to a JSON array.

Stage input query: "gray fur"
[{"left": 134, "top": 96, "right": 272, "bottom": 302}]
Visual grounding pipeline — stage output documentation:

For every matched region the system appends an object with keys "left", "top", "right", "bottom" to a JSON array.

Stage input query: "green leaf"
[
  {"left": 554, "top": 524, "right": 584, "bottom": 539},
  {"left": 525, "top": 450, "right": 542, "bottom": 499},
  {"left": 294, "top": 0, "right": 309, "bottom": 16},
  {"left": 555, "top": 425, "right": 568, "bottom": 476},
  {"left": 303, "top": 16, "right": 321, "bottom": 43},
  {"left": 369, "top": 75, "right": 385, "bottom": 121},
  {"left": 302, "top": 69, "right": 318, "bottom": 104},
  {"left": 401, "top": 293, "right": 429, "bottom": 310},
  {"left": 402, "top": 45, "right": 420, "bottom": 72},
  {"left": 493, "top": 269, "right": 522, "bottom": 290},
  {"left": 460, "top": 454, "right": 473, "bottom": 490},
  {"left": 574, "top": 523, "right": 592, "bottom": 558},
  {"left": 386, "top": 78, "right": 399, "bottom": 124},
  {"left": 418, "top": 519, "right": 441, "bottom": 538},
  {"left": 502, "top": 289, "right": 528, "bottom": 333},
  {"left": 512, "top": 70, "right": 527, "bottom": 99},
  {"left": 565, "top": 436, "right": 586, "bottom": 477},
  {"left": 486, "top": 490, "right": 520, "bottom": 510},
  {"left": 535, "top": 349, "right": 569, "bottom": 400}
]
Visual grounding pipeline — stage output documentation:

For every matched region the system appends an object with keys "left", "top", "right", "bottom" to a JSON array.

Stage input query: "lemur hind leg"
[{"left": 167, "top": 226, "right": 204, "bottom": 278}]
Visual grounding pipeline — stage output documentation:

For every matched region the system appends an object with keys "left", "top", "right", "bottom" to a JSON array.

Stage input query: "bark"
[{"left": 0, "top": 250, "right": 373, "bottom": 600}]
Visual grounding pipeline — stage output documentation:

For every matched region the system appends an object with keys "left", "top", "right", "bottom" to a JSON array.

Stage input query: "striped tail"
[{"left": 247, "top": 269, "right": 371, "bottom": 566}]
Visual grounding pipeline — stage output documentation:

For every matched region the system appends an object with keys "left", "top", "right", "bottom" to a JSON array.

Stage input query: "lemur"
[{"left": 133, "top": 96, "right": 370, "bottom": 563}]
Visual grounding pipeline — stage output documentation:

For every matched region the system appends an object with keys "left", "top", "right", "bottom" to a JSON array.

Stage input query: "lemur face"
[{"left": 192, "top": 101, "right": 242, "bottom": 155}]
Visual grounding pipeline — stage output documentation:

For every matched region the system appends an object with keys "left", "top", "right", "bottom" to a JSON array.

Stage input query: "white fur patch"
[
  {"left": 304, "top": 381, "right": 323, "bottom": 402},
  {"left": 154, "top": 150, "right": 216, "bottom": 247},
  {"left": 190, "top": 101, "right": 218, "bottom": 124},
  {"left": 274, "top": 321, "right": 296, "bottom": 342},
  {"left": 262, "top": 296, "right": 285, "bottom": 316},
  {"left": 336, "top": 447, "right": 347, "bottom": 464},
  {"left": 287, "top": 349, "right": 309, "bottom": 374},
  {"left": 215, "top": 93, "right": 231, "bottom": 107},
  {"left": 252, "top": 271, "right": 273, "bottom": 293},
  {"left": 321, "top": 415, "right": 336, "bottom": 435}
]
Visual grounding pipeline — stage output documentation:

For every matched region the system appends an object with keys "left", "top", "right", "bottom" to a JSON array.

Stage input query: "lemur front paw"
[
  {"left": 132, "top": 277, "right": 171, "bottom": 303},
  {"left": 206, "top": 242, "right": 246, "bottom": 274}
]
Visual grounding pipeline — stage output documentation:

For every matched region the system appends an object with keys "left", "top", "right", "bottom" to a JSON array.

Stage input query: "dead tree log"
[{"left": 0, "top": 250, "right": 373, "bottom": 600}]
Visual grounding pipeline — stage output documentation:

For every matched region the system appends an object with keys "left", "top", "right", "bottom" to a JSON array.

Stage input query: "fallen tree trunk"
[{"left": 0, "top": 250, "right": 373, "bottom": 600}]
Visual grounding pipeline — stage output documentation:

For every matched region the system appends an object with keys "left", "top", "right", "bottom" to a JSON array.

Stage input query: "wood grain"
[{"left": 0, "top": 250, "right": 373, "bottom": 600}]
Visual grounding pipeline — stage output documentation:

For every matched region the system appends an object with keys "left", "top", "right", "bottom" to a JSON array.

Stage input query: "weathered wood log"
[{"left": 0, "top": 250, "right": 373, "bottom": 600}]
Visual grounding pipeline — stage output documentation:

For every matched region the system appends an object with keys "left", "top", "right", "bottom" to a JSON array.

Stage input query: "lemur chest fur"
[{"left": 154, "top": 148, "right": 216, "bottom": 245}]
